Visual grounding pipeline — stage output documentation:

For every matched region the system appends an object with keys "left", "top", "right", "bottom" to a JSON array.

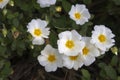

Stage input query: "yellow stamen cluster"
[
  {"left": 98, "top": 34, "right": 106, "bottom": 43},
  {"left": 48, "top": 54, "right": 56, "bottom": 62},
  {"left": 65, "top": 40, "right": 75, "bottom": 49},
  {"left": 34, "top": 29, "right": 42, "bottom": 36},
  {"left": 74, "top": 12, "right": 81, "bottom": 19}
]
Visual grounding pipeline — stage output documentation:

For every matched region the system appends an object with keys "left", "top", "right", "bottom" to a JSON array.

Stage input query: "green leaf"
[
  {"left": 83, "top": 0, "right": 92, "bottom": 4},
  {"left": 105, "top": 66, "right": 117, "bottom": 80},
  {"left": 100, "top": 69, "right": 106, "bottom": 78},
  {"left": 118, "top": 76, "right": 120, "bottom": 80},
  {"left": 79, "top": 22, "right": 93, "bottom": 36},
  {"left": 0, "top": 46, "right": 6, "bottom": 57},
  {"left": 11, "top": 40, "right": 17, "bottom": 51},
  {"left": 71, "top": 21, "right": 79, "bottom": 29},
  {"left": 0, "top": 60, "right": 5, "bottom": 70},
  {"left": 98, "top": 62, "right": 107, "bottom": 69},
  {"left": 110, "top": 55, "right": 118, "bottom": 66},
  {"left": 52, "top": 16, "right": 70, "bottom": 30},
  {"left": 12, "top": 18, "right": 19, "bottom": 27},
  {"left": 0, "top": 61, "right": 12, "bottom": 79},
  {"left": 62, "top": 0, "right": 71, "bottom": 12},
  {"left": 17, "top": 41, "right": 26, "bottom": 50},
  {"left": 81, "top": 69, "right": 91, "bottom": 80},
  {"left": 49, "top": 31, "right": 58, "bottom": 47},
  {"left": 112, "top": 0, "right": 120, "bottom": 5},
  {"left": 0, "top": 78, "right": 3, "bottom": 80}
]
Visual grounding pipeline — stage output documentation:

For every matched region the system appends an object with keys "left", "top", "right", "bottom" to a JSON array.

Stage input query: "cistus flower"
[
  {"left": 0, "top": 0, "right": 9, "bottom": 9},
  {"left": 37, "top": 44, "right": 63, "bottom": 72},
  {"left": 57, "top": 30, "right": 85, "bottom": 56},
  {"left": 90, "top": 25, "right": 115, "bottom": 52},
  {"left": 69, "top": 4, "right": 91, "bottom": 25},
  {"left": 80, "top": 37, "right": 100, "bottom": 66},
  {"left": 37, "top": 0, "right": 56, "bottom": 8},
  {"left": 27, "top": 19, "right": 50, "bottom": 45},
  {"left": 62, "top": 54, "right": 83, "bottom": 70}
]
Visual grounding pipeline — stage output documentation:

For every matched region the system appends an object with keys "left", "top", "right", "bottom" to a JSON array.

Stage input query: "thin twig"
[{"left": 64, "top": 70, "right": 68, "bottom": 80}]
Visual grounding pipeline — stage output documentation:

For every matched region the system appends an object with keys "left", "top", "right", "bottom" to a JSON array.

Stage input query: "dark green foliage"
[{"left": 0, "top": 0, "right": 120, "bottom": 80}]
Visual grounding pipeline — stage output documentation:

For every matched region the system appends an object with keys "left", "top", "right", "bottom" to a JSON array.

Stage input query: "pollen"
[
  {"left": 82, "top": 47, "right": 89, "bottom": 55},
  {"left": 65, "top": 40, "right": 75, "bottom": 49},
  {"left": 48, "top": 54, "right": 56, "bottom": 62},
  {"left": 74, "top": 12, "right": 81, "bottom": 19},
  {"left": 0, "top": 0, "right": 3, "bottom": 2},
  {"left": 34, "top": 29, "right": 42, "bottom": 36},
  {"left": 98, "top": 34, "right": 106, "bottom": 43},
  {"left": 69, "top": 56, "right": 78, "bottom": 61}
]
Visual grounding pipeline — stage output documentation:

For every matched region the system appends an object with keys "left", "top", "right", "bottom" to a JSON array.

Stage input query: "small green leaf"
[
  {"left": 105, "top": 66, "right": 117, "bottom": 80},
  {"left": 12, "top": 18, "right": 19, "bottom": 27},
  {"left": 110, "top": 55, "right": 118, "bottom": 66},
  {"left": 62, "top": 0, "right": 71, "bottom": 12},
  {"left": 49, "top": 31, "right": 58, "bottom": 47},
  {"left": 52, "top": 16, "right": 69, "bottom": 30},
  {"left": 112, "top": 0, "right": 120, "bottom": 5},
  {"left": 0, "top": 78, "right": 3, "bottom": 80},
  {"left": 118, "top": 76, "right": 120, "bottom": 80},
  {"left": 81, "top": 69, "right": 91, "bottom": 80},
  {"left": 0, "top": 61, "right": 12, "bottom": 79},
  {"left": 11, "top": 40, "right": 17, "bottom": 50},
  {"left": 100, "top": 69, "right": 106, "bottom": 78},
  {"left": 0, "top": 60, "right": 5, "bottom": 69},
  {"left": 83, "top": 0, "right": 92, "bottom": 4},
  {"left": 0, "top": 46, "right": 6, "bottom": 56},
  {"left": 98, "top": 62, "right": 107, "bottom": 69}
]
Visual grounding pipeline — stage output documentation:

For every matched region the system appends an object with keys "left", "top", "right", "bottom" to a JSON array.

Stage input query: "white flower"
[
  {"left": 80, "top": 37, "right": 100, "bottom": 66},
  {"left": 0, "top": 0, "right": 9, "bottom": 9},
  {"left": 62, "top": 54, "right": 83, "bottom": 70},
  {"left": 27, "top": 19, "right": 50, "bottom": 45},
  {"left": 57, "top": 30, "right": 85, "bottom": 56},
  {"left": 90, "top": 25, "right": 115, "bottom": 52},
  {"left": 37, "top": 0, "right": 56, "bottom": 8},
  {"left": 68, "top": 4, "right": 91, "bottom": 25},
  {"left": 37, "top": 44, "right": 63, "bottom": 72}
]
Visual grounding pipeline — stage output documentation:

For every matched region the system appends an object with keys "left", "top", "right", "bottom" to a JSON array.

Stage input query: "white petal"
[
  {"left": 82, "top": 56, "right": 95, "bottom": 66},
  {"left": 0, "top": 0, "right": 9, "bottom": 9},
  {"left": 32, "top": 37, "right": 45, "bottom": 45},
  {"left": 37, "top": 55, "right": 48, "bottom": 66},
  {"left": 81, "top": 9, "right": 91, "bottom": 19},
  {"left": 77, "top": 17, "right": 88, "bottom": 25},
  {"left": 69, "top": 5, "right": 76, "bottom": 16},
  {"left": 37, "top": 19, "right": 48, "bottom": 28},
  {"left": 63, "top": 56, "right": 74, "bottom": 69},
  {"left": 45, "top": 64, "right": 57, "bottom": 72},
  {"left": 71, "top": 30, "right": 82, "bottom": 40},
  {"left": 76, "top": 4, "right": 86, "bottom": 13},
  {"left": 41, "top": 28, "right": 50, "bottom": 38},
  {"left": 58, "top": 31, "right": 72, "bottom": 39},
  {"left": 37, "top": 0, "right": 56, "bottom": 8},
  {"left": 73, "top": 61, "right": 83, "bottom": 70}
]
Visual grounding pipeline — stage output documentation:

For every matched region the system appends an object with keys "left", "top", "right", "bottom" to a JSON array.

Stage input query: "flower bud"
[
  {"left": 55, "top": 6, "right": 62, "bottom": 12},
  {"left": 2, "top": 28, "right": 7, "bottom": 37},
  {"left": 111, "top": 46, "right": 118, "bottom": 55}
]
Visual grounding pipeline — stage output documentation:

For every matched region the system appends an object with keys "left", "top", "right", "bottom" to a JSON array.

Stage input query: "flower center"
[
  {"left": 48, "top": 54, "right": 56, "bottom": 62},
  {"left": 69, "top": 56, "right": 78, "bottom": 61},
  {"left": 34, "top": 29, "right": 42, "bottom": 36},
  {"left": 82, "top": 47, "right": 89, "bottom": 55},
  {"left": 74, "top": 12, "right": 81, "bottom": 19},
  {"left": 65, "top": 40, "right": 75, "bottom": 49},
  {"left": 98, "top": 34, "right": 106, "bottom": 42},
  {"left": 0, "top": 0, "right": 3, "bottom": 2}
]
